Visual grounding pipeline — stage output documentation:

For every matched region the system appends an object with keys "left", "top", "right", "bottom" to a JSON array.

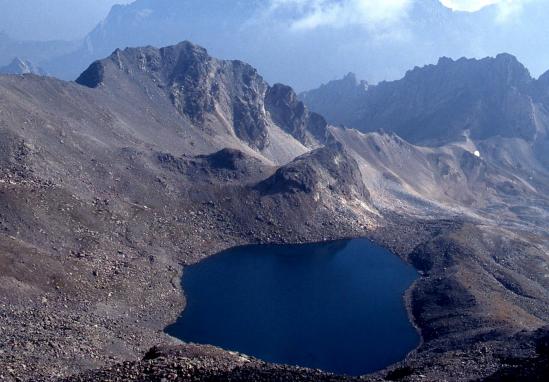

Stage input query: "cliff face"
[
  {"left": 266, "top": 83, "right": 329, "bottom": 148},
  {"left": 299, "top": 73, "right": 369, "bottom": 128}
]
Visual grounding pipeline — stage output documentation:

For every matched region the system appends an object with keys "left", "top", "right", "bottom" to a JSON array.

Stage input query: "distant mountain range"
[
  {"left": 0, "top": 57, "right": 47, "bottom": 75},
  {"left": 3, "top": 0, "right": 549, "bottom": 89},
  {"left": 302, "top": 53, "right": 549, "bottom": 226},
  {"left": 301, "top": 54, "right": 549, "bottom": 146},
  {"left": 0, "top": 31, "right": 77, "bottom": 68}
]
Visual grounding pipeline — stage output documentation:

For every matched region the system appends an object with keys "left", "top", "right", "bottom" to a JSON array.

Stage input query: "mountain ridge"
[
  {"left": 4, "top": 0, "right": 540, "bottom": 90},
  {"left": 302, "top": 53, "right": 549, "bottom": 147},
  {"left": 76, "top": 41, "right": 329, "bottom": 160}
]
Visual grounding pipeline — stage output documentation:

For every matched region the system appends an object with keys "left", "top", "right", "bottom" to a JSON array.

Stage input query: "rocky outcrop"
[
  {"left": 77, "top": 42, "right": 270, "bottom": 148},
  {"left": 481, "top": 327, "right": 549, "bottom": 381},
  {"left": 257, "top": 141, "right": 368, "bottom": 200},
  {"left": 158, "top": 148, "right": 269, "bottom": 183},
  {"left": 533, "top": 69, "right": 549, "bottom": 106},
  {"left": 266, "top": 84, "right": 329, "bottom": 147}
]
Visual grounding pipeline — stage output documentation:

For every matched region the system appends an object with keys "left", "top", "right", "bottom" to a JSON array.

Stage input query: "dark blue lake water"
[{"left": 166, "top": 239, "right": 420, "bottom": 376}]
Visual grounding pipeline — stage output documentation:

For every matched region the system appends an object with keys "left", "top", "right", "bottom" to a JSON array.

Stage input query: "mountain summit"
[
  {"left": 25, "top": 0, "right": 549, "bottom": 90},
  {"left": 77, "top": 41, "right": 329, "bottom": 161},
  {"left": 0, "top": 57, "right": 47, "bottom": 75},
  {"left": 299, "top": 73, "right": 369, "bottom": 127}
]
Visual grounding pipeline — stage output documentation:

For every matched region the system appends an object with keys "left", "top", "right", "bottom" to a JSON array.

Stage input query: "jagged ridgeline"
[{"left": 302, "top": 54, "right": 549, "bottom": 148}]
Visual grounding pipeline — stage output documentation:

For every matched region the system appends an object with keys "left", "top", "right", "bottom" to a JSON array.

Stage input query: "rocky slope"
[
  {"left": 56, "top": 327, "right": 549, "bottom": 382},
  {"left": 59, "top": 344, "right": 353, "bottom": 382},
  {"left": 0, "top": 42, "right": 547, "bottom": 382},
  {"left": 0, "top": 41, "right": 373, "bottom": 382},
  {"left": 303, "top": 55, "right": 549, "bottom": 233},
  {"left": 331, "top": 128, "right": 549, "bottom": 234}
]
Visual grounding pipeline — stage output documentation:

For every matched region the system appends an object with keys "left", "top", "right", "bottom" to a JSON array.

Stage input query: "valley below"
[{"left": 0, "top": 41, "right": 547, "bottom": 382}]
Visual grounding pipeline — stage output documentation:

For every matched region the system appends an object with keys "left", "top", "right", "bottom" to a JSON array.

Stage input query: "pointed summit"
[
  {"left": 76, "top": 40, "right": 328, "bottom": 157},
  {"left": 0, "top": 57, "right": 47, "bottom": 76}
]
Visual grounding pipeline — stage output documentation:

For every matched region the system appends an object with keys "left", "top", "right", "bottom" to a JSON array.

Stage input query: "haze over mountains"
[
  {"left": 0, "top": 0, "right": 132, "bottom": 41},
  {"left": 2, "top": 0, "right": 549, "bottom": 89},
  {"left": 302, "top": 54, "right": 549, "bottom": 145},
  {"left": 303, "top": 53, "right": 549, "bottom": 232}
]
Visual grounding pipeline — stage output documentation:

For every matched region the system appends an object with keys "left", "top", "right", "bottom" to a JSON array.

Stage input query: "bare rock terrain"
[{"left": 0, "top": 42, "right": 547, "bottom": 382}]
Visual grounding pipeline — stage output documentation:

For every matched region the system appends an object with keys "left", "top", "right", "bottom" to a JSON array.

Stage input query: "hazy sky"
[
  {"left": 0, "top": 0, "right": 533, "bottom": 42},
  {"left": 0, "top": 0, "right": 132, "bottom": 41},
  {"left": 269, "top": 0, "right": 535, "bottom": 29}
]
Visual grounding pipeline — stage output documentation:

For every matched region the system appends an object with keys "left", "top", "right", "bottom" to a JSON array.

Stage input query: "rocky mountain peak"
[
  {"left": 76, "top": 41, "right": 327, "bottom": 156},
  {"left": 307, "top": 72, "right": 369, "bottom": 95},
  {"left": 436, "top": 56, "right": 453, "bottom": 66},
  {"left": 299, "top": 73, "right": 369, "bottom": 128},
  {"left": 77, "top": 41, "right": 269, "bottom": 146},
  {"left": 534, "top": 69, "right": 549, "bottom": 104},
  {"left": 344, "top": 72, "right": 369, "bottom": 89},
  {"left": 404, "top": 53, "right": 532, "bottom": 90},
  {"left": 492, "top": 53, "right": 532, "bottom": 86},
  {"left": 0, "top": 57, "right": 47, "bottom": 75},
  {"left": 76, "top": 41, "right": 212, "bottom": 89}
]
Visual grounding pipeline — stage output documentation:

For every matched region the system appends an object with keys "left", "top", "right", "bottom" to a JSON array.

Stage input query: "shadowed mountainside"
[{"left": 302, "top": 54, "right": 549, "bottom": 149}]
